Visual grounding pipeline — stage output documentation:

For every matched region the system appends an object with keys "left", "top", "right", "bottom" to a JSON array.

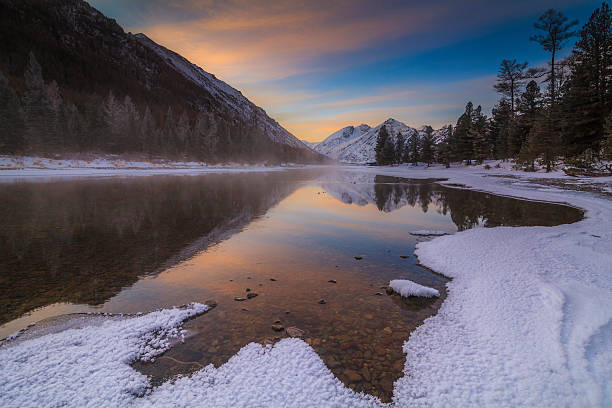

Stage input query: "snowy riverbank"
[
  {"left": 0, "top": 163, "right": 610, "bottom": 407},
  {"left": 0, "top": 155, "right": 303, "bottom": 179}
]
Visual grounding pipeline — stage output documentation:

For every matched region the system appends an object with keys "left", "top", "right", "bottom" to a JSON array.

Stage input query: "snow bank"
[
  {"left": 409, "top": 230, "right": 449, "bottom": 236},
  {"left": 138, "top": 338, "right": 382, "bottom": 408},
  {"left": 352, "top": 164, "right": 612, "bottom": 407},
  {"left": 0, "top": 303, "right": 208, "bottom": 408},
  {"left": 389, "top": 280, "right": 440, "bottom": 298}
]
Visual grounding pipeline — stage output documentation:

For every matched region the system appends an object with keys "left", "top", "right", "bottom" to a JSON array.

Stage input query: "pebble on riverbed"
[
  {"left": 354, "top": 256, "right": 363, "bottom": 260},
  {"left": 328, "top": 279, "right": 337, "bottom": 283},
  {"left": 318, "top": 299, "right": 327, "bottom": 304},
  {"left": 269, "top": 278, "right": 277, "bottom": 281},
  {"left": 271, "top": 324, "right": 284, "bottom": 332},
  {"left": 234, "top": 297, "right": 247, "bottom": 301},
  {"left": 286, "top": 327, "right": 305, "bottom": 338},
  {"left": 247, "top": 293, "right": 258, "bottom": 299},
  {"left": 399, "top": 255, "right": 409, "bottom": 259}
]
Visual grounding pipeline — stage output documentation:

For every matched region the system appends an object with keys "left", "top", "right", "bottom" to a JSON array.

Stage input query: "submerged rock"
[
  {"left": 234, "top": 297, "right": 247, "bottom": 301},
  {"left": 247, "top": 293, "right": 258, "bottom": 299},
  {"left": 269, "top": 278, "right": 277, "bottom": 281},
  {"left": 318, "top": 299, "right": 327, "bottom": 304},
  {"left": 354, "top": 256, "right": 363, "bottom": 260},
  {"left": 399, "top": 255, "right": 409, "bottom": 259},
  {"left": 286, "top": 327, "right": 305, "bottom": 338},
  {"left": 328, "top": 279, "right": 337, "bottom": 283}
]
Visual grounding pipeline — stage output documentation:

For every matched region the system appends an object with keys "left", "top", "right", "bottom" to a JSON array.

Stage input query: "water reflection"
[{"left": 0, "top": 170, "right": 583, "bottom": 401}]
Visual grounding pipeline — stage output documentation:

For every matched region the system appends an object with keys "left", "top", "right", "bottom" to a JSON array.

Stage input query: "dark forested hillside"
[{"left": 0, "top": 0, "right": 325, "bottom": 163}]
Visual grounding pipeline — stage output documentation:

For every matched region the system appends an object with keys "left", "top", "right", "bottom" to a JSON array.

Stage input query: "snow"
[
  {"left": 389, "top": 280, "right": 440, "bottom": 298},
  {"left": 1, "top": 163, "right": 611, "bottom": 407},
  {"left": 0, "top": 303, "right": 208, "bottom": 408},
  {"left": 0, "top": 155, "right": 303, "bottom": 180},
  {"left": 409, "top": 230, "right": 448, "bottom": 236}
]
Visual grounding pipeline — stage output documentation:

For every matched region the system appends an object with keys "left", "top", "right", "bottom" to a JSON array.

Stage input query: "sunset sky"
[{"left": 90, "top": 0, "right": 600, "bottom": 142}]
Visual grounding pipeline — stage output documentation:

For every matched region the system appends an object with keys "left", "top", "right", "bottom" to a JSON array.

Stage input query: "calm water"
[{"left": 0, "top": 169, "right": 582, "bottom": 401}]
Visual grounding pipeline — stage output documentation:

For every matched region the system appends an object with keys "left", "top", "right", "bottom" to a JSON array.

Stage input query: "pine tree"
[
  {"left": 407, "top": 130, "right": 420, "bottom": 165},
  {"left": 531, "top": 9, "right": 578, "bottom": 109},
  {"left": 421, "top": 126, "right": 435, "bottom": 166},
  {"left": 375, "top": 125, "right": 390, "bottom": 165},
  {"left": 22, "top": 52, "right": 46, "bottom": 149},
  {"left": 454, "top": 102, "right": 475, "bottom": 164},
  {"left": 494, "top": 59, "right": 529, "bottom": 114},
  {"left": 562, "top": 2, "right": 612, "bottom": 155},
  {"left": 470, "top": 105, "right": 488, "bottom": 163},
  {"left": 490, "top": 99, "right": 513, "bottom": 158},
  {"left": 395, "top": 132, "right": 405, "bottom": 164},
  {"left": 604, "top": 110, "right": 612, "bottom": 160},
  {"left": 0, "top": 69, "right": 25, "bottom": 152},
  {"left": 382, "top": 135, "right": 396, "bottom": 165}
]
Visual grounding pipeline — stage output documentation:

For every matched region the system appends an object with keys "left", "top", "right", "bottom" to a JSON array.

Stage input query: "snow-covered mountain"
[
  {"left": 136, "top": 34, "right": 306, "bottom": 150},
  {"left": 313, "top": 118, "right": 449, "bottom": 164}
]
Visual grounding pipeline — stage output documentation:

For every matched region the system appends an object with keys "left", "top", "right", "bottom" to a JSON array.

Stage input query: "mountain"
[
  {"left": 313, "top": 118, "right": 449, "bottom": 163},
  {"left": 0, "top": 0, "right": 323, "bottom": 163}
]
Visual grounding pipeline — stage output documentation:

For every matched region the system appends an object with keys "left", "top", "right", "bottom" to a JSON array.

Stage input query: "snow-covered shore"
[
  {"left": 0, "top": 155, "right": 302, "bottom": 180},
  {"left": 0, "top": 163, "right": 610, "bottom": 407}
]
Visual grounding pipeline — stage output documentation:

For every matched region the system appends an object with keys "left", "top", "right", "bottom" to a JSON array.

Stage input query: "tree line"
[
  {"left": 375, "top": 3, "right": 612, "bottom": 171},
  {"left": 0, "top": 52, "right": 312, "bottom": 163}
]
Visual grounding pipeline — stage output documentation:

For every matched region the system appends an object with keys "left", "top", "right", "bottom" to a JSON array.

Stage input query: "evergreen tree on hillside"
[
  {"left": 494, "top": 59, "right": 529, "bottom": 114},
  {"left": 437, "top": 125, "right": 453, "bottom": 168},
  {"left": 562, "top": 2, "right": 612, "bottom": 155},
  {"left": 375, "top": 125, "right": 390, "bottom": 165},
  {"left": 0, "top": 69, "right": 25, "bottom": 152},
  {"left": 421, "top": 126, "right": 435, "bottom": 166},
  {"left": 515, "top": 80, "right": 543, "bottom": 156},
  {"left": 395, "top": 132, "right": 405, "bottom": 164},
  {"left": 407, "top": 130, "right": 420, "bottom": 165}
]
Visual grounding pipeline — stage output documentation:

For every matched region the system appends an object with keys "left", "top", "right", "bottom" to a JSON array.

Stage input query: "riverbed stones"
[
  {"left": 271, "top": 324, "right": 284, "bottom": 332},
  {"left": 286, "top": 326, "right": 305, "bottom": 338},
  {"left": 246, "top": 293, "right": 258, "bottom": 299}
]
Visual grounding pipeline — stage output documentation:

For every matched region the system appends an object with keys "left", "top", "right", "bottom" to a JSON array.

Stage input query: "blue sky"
[{"left": 90, "top": 0, "right": 602, "bottom": 141}]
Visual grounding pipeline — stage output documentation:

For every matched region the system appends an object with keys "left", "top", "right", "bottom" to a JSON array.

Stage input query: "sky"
[{"left": 90, "top": 0, "right": 602, "bottom": 142}]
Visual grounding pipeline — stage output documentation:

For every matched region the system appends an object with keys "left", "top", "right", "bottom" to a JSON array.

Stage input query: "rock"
[
  {"left": 328, "top": 279, "right": 337, "bottom": 283},
  {"left": 241, "top": 308, "right": 249, "bottom": 311},
  {"left": 360, "top": 367, "right": 371, "bottom": 382},
  {"left": 375, "top": 292, "right": 383, "bottom": 296},
  {"left": 285, "top": 310, "right": 290, "bottom": 314},
  {"left": 247, "top": 277, "right": 251, "bottom": 279},
  {"left": 400, "top": 255, "right": 409, "bottom": 259},
  {"left": 343, "top": 369, "right": 362, "bottom": 383},
  {"left": 234, "top": 297, "right": 247, "bottom": 301},
  {"left": 274, "top": 319, "right": 281, "bottom": 324},
  {"left": 271, "top": 324, "right": 284, "bottom": 332},
  {"left": 247, "top": 293, "right": 258, "bottom": 299},
  {"left": 383, "top": 327, "right": 393, "bottom": 335},
  {"left": 204, "top": 299, "right": 218, "bottom": 308},
  {"left": 318, "top": 299, "right": 326, "bottom": 304},
  {"left": 229, "top": 279, "right": 233, "bottom": 282},
  {"left": 385, "top": 286, "right": 394, "bottom": 295},
  {"left": 286, "top": 326, "right": 305, "bottom": 338},
  {"left": 246, "top": 288, "right": 251, "bottom": 292},
  {"left": 269, "top": 278, "right": 277, "bottom": 281},
  {"left": 354, "top": 256, "right": 363, "bottom": 260}
]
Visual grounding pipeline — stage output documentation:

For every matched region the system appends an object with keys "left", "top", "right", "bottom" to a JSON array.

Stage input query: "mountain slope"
[
  {"left": 0, "top": 0, "right": 320, "bottom": 163},
  {"left": 314, "top": 119, "right": 448, "bottom": 163}
]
